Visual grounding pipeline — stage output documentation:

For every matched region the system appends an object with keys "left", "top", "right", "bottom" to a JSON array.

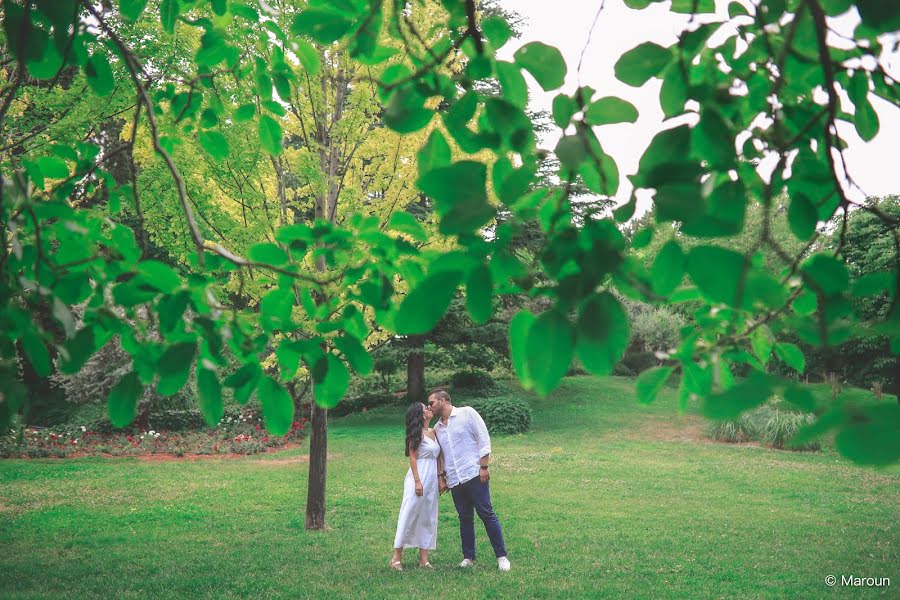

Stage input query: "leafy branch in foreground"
[{"left": 0, "top": 0, "right": 898, "bottom": 471}]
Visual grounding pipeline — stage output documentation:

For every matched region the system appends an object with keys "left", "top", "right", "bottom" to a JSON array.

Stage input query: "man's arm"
[{"left": 467, "top": 408, "right": 492, "bottom": 482}]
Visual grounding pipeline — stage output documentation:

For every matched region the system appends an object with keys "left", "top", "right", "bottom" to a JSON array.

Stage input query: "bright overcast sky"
[{"left": 499, "top": 0, "right": 900, "bottom": 214}]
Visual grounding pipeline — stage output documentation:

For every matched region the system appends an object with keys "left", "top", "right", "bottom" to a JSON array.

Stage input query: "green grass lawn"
[{"left": 1, "top": 376, "right": 897, "bottom": 599}]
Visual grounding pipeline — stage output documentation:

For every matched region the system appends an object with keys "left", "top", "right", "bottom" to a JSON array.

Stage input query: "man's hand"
[
  {"left": 479, "top": 466, "right": 490, "bottom": 484},
  {"left": 415, "top": 480, "right": 424, "bottom": 496}
]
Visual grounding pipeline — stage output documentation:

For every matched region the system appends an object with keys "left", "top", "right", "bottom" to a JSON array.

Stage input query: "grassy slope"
[{"left": 1, "top": 376, "right": 897, "bottom": 599}]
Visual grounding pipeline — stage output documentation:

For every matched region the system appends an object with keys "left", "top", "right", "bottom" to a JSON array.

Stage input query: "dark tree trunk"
[
  {"left": 305, "top": 401, "right": 328, "bottom": 529},
  {"left": 407, "top": 335, "right": 425, "bottom": 401}
]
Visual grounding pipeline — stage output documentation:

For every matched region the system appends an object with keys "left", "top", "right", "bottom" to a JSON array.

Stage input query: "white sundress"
[{"left": 393, "top": 434, "right": 440, "bottom": 549}]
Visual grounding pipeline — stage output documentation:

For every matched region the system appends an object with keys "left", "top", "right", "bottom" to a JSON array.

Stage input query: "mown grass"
[{"left": 1, "top": 376, "right": 897, "bottom": 599}]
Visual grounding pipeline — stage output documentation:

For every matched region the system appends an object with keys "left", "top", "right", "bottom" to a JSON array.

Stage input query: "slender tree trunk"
[
  {"left": 304, "top": 64, "right": 350, "bottom": 531},
  {"left": 305, "top": 400, "right": 328, "bottom": 529},
  {"left": 407, "top": 335, "right": 425, "bottom": 401}
]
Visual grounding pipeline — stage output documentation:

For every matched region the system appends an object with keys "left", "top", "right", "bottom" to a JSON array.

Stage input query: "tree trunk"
[
  {"left": 304, "top": 65, "right": 349, "bottom": 531},
  {"left": 407, "top": 335, "right": 425, "bottom": 402},
  {"left": 304, "top": 401, "right": 328, "bottom": 529}
]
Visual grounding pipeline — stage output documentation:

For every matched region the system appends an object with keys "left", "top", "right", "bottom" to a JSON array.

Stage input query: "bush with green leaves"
[
  {"left": 329, "top": 393, "right": 403, "bottom": 418},
  {"left": 450, "top": 369, "right": 498, "bottom": 393},
  {"left": 630, "top": 306, "right": 687, "bottom": 355},
  {"left": 460, "top": 396, "right": 531, "bottom": 436}
]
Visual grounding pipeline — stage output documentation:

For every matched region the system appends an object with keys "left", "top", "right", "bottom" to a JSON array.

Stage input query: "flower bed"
[{"left": 1, "top": 409, "right": 308, "bottom": 459}]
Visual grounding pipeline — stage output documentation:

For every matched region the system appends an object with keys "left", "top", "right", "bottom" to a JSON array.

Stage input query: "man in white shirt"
[{"left": 429, "top": 389, "right": 511, "bottom": 572}]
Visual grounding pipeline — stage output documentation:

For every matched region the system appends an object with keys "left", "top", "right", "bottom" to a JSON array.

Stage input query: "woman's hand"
[{"left": 415, "top": 480, "right": 424, "bottom": 496}]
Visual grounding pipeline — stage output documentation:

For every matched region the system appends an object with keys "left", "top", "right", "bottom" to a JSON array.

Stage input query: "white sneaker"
[
  {"left": 458, "top": 558, "right": 475, "bottom": 568},
  {"left": 498, "top": 556, "right": 511, "bottom": 571}
]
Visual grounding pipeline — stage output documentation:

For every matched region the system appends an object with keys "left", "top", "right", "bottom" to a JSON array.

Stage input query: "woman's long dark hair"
[{"left": 404, "top": 403, "right": 424, "bottom": 457}]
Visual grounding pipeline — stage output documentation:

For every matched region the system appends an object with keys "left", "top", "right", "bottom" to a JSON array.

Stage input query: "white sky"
[{"left": 499, "top": 0, "right": 900, "bottom": 214}]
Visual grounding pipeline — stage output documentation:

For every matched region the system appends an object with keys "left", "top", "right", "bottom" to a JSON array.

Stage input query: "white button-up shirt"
[{"left": 434, "top": 406, "right": 492, "bottom": 488}]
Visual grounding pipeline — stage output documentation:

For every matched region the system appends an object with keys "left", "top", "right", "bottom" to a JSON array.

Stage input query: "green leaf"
[
  {"left": 659, "top": 63, "right": 688, "bottom": 118},
  {"left": 514, "top": 42, "right": 567, "bottom": 91},
  {"left": 552, "top": 94, "right": 575, "bottom": 128},
  {"left": 575, "top": 293, "right": 630, "bottom": 376},
  {"left": 417, "top": 130, "right": 452, "bottom": 177},
  {"left": 107, "top": 372, "right": 143, "bottom": 428},
  {"left": 85, "top": 52, "right": 115, "bottom": 97},
  {"left": 834, "top": 405, "right": 900, "bottom": 466},
  {"left": 197, "top": 130, "right": 229, "bottom": 161},
  {"left": 466, "top": 265, "right": 493, "bottom": 325},
  {"left": 383, "top": 87, "right": 433, "bottom": 133},
  {"left": 293, "top": 39, "right": 321, "bottom": 75},
  {"left": 526, "top": 309, "right": 574, "bottom": 396},
  {"left": 260, "top": 288, "right": 294, "bottom": 331},
  {"left": 387, "top": 211, "right": 427, "bottom": 242},
  {"left": 751, "top": 326, "right": 774, "bottom": 366},
  {"left": 482, "top": 15, "right": 514, "bottom": 49},
  {"left": 58, "top": 328, "right": 99, "bottom": 375},
  {"left": 258, "top": 114, "right": 283, "bottom": 155},
  {"left": 418, "top": 161, "right": 495, "bottom": 235},
  {"left": 671, "top": 0, "right": 715, "bottom": 13},
  {"left": 728, "top": 1, "right": 750, "bottom": 17},
  {"left": 703, "top": 372, "right": 772, "bottom": 419},
  {"left": 334, "top": 335, "right": 372, "bottom": 376},
  {"left": 850, "top": 73, "right": 879, "bottom": 141},
  {"left": 224, "top": 363, "right": 261, "bottom": 405},
  {"left": 291, "top": 8, "right": 354, "bottom": 44},
  {"left": 654, "top": 183, "right": 704, "bottom": 223},
  {"left": 508, "top": 310, "right": 535, "bottom": 389},
  {"left": 36, "top": 156, "right": 69, "bottom": 180},
  {"left": 584, "top": 97, "right": 639, "bottom": 126},
  {"left": 159, "top": 0, "right": 180, "bottom": 34},
  {"left": 651, "top": 240, "right": 684, "bottom": 296},
  {"left": 788, "top": 194, "right": 818, "bottom": 240},
  {"left": 636, "top": 366, "right": 674, "bottom": 404},
  {"left": 614, "top": 42, "right": 671, "bottom": 87},
  {"left": 313, "top": 354, "right": 350, "bottom": 409},
  {"left": 248, "top": 242, "right": 289, "bottom": 265},
  {"left": 555, "top": 135, "right": 586, "bottom": 172},
  {"left": 496, "top": 61, "right": 528, "bottom": 109},
  {"left": 21, "top": 329, "right": 50, "bottom": 377},
  {"left": 138, "top": 260, "right": 181, "bottom": 293},
  {"left": 851, "top": 271, "right": 894, "bottom": 298},
  {"left": 276, "top": 339, "right": 303, "bottom": 381},
  {"left": 687, "top": 246, "right": 747, "bottom": 305},
  {"left": 774, "top": 342, "right": 805, "bottom": 373},
  {"left": 234, "top": 103, "right": 256, "bottom": 122},
  {"left": 196, "top": 367, "right": 223, "bottom": 426},
  {"left": 801, "top": 254, "right": 849, "bottom": 297},
  {"left": 257, "top": 375, "right": 295, "bottom": 436},
  {"left": 395, "top": 270, "right": 463, "bottom": 334},
  {"left": 156, "top": 342, "right": 196, "bottom": 396}
]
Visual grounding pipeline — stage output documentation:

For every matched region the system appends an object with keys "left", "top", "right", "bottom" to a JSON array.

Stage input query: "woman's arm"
[{"left": 408, "top": 442, "right": 424, "bottom": 496}]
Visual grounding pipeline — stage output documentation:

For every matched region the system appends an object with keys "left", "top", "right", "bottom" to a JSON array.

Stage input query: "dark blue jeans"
[{"left": 450, "top": 476, "right": 507, "bottom": 560}]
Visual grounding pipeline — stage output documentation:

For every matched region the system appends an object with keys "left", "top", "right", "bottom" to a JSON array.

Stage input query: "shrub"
[
  {"left": 612, "top": 362, "right": 635, "bottom": 376},
  {"left": 707, "top": 415, "right": 756, "bottom": 443},
  {"left": 707, "top": 401, "right": 820, "bottom": 452},
  {"left": 749, "top": 405, "right": 820, "bottom": 451},
  {"left": 450, "top": 369, "right": 498, "bottom": 392},
  {"left": 459, "top": 397, "right": 531, "bottom": 436},
  {"left": 331, "top": 393, "right": 401, "bottom": 417},
  {"left": 621, "top": 351, "right": 658, "bottom": 375},
  {"left": 630, "top": 306, "right": 687, "bottom": 355}
]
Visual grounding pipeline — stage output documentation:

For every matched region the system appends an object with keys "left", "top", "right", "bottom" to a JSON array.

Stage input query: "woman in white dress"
[{"left": 390, "top": 402, "right": 446, "bottom": 570}]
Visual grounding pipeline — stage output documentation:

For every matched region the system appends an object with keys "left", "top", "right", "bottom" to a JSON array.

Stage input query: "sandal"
[
  {"left": 389, "top": 558, "right": 403, "bottom": 571},
  {"left": 420, "top": 562, "right": 433, "bottom": 568}
]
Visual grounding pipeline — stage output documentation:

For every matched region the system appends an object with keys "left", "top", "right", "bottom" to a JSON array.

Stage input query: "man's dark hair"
[{"left": 429, "top": 389, "right": 451, "bottom": 403}]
